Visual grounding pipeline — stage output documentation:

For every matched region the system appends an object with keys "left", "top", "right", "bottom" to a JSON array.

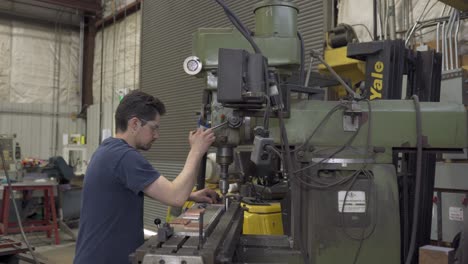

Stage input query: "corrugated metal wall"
[
  {"left": 140, "top": 0, "right": 326, "bottom": 230},
  {"left": 0, "top": 102, "right": 85, "bottom": 159}
]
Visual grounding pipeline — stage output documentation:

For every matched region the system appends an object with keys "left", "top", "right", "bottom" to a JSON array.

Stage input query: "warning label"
[
  {"left": 338, "top": 191, "right": 366, "bottom": 213},
  {"left": 449, "top": 207, "right": 464, "bottom": 221}
]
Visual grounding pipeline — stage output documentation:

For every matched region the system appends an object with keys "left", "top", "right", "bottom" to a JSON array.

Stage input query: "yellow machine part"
[
  {"left": 318, "top": 46, "right": 366, "bottom": 99},
  {"left": 241, "top": 202, "right": 283, "bottom": 235},
  {"left": 166, "top": 183, "right": 283, "bottom": 236}
]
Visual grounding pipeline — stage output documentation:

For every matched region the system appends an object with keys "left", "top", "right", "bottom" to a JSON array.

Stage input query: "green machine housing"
[{"left": 187, "top": 1, "right": 468, "bottom": 263}]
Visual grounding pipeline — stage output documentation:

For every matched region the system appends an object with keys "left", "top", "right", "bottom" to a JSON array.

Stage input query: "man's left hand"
[{"left": 189, "top": 188, "right": 219, "bottom": 204}]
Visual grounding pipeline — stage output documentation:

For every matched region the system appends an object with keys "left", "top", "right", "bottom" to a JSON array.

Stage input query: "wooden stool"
[{"left": 0, "top": 184, "right": 60, "bottom": 245}]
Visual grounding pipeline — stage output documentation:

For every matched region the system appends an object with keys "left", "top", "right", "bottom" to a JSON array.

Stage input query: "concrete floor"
[{"left": 9, "top": 227, "right": 78, "bottom": 264}]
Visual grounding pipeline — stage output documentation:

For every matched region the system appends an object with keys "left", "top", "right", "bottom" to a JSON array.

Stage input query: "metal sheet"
[{"left": 172, "top": 204, "right": 224, "bottom": 237}]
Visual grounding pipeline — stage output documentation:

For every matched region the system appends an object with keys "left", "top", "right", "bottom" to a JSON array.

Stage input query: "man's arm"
[{"left": 143, "top": 128, "right": 214, "bottom": 207}]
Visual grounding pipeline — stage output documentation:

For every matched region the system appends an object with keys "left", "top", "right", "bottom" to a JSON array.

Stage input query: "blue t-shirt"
[{"left": 74, "top": 137, "right": 160, "bottom": 264}]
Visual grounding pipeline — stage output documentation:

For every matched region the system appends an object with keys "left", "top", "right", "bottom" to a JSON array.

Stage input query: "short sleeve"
[{"left": 117, "top": 150, "right": 160, "bottom": 194}]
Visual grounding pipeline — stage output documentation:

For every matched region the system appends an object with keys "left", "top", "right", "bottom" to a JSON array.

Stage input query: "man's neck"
[{"left": 115, "top": 132, "right": 137, "bottom": 149}]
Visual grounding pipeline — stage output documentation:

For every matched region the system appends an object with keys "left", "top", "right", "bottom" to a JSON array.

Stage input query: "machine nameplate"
[{"left": 338, "top": 191, "right": 366, "bottom": 213}]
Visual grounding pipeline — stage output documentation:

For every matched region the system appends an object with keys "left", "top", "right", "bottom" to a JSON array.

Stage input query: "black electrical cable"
[
  {"left": 265, "top": 145, "right": 283, "bottom": 162},
  {"left": 0, "top": 145, "right": 39, "bottom": 264},
  {"left": 341, "top": 169, "right": 377, "bottom": 264},
  {"left": 350, "top": 24, "right": 375, "bottom": 41},
  {"left": 294, "top": 121, "right": 362, "bottom": 176},
  {"left": 213, "top": 0, "right": 250, "bottom": 36},
  {"left": 294, "top": 103, "right": 347, "bottom": 153},
  {"left": 295, "top": 99, "right": 373, "bottom": 178},
  {"left": 214, "top": 0, "right": 272, "bottom": 130},
  {"left": 214, "top": 0, "right": 261, "bottom": 54},
  {"left": 340, "top": 170, "right": 378, "bottom": 241},
  {"left": 373, "top": 0, "right": 378, "bottom": 40},
  {"left": 339, "top": 100, "right": 375, "bottom": 263},
  {"left": 262, "top": 94, "right": 271, "bottom": 129},
  {"left": 263, "top": 61, "right": 272, "bottom": 130},
  {"left": 219, "top": 3, "right": 251, "bottom": 36},
  {"left": 278, "top": 112, "right": 294, "bottom": 179},
  {"left": 404, "top": 95, "right": 423, "bottom": 264},
  {"left": 297, "top": 31, "right": 305, "bottom": 85}
]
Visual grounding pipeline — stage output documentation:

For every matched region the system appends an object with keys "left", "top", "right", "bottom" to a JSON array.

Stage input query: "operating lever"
[{"left": 210, "top": 121, "right": 228, "bottom": 130}]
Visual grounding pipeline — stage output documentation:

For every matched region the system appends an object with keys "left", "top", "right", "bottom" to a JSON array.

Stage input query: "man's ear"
[{"left": 128, "top": 117, "right": 140, "bottom": 131}]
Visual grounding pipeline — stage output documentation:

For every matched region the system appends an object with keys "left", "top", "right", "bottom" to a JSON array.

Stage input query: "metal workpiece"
[{"left": 172, "top": 205, "right": 225, "bottom": 238}]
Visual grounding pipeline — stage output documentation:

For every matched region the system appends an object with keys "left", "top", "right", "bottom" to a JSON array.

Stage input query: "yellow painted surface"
[
  {"left": 318, "top": 46, "right": 366, "bottom": 98},
  {"left": 242, "top": 202, "right": 283, "bottom": 235}
]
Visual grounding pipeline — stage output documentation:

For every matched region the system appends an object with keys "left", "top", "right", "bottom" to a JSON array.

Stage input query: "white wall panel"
[{"left": 0, "top": 18, "right": 80, "bottom": 105}]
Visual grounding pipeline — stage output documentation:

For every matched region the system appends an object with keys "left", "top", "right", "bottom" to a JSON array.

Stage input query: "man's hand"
[
  {"left": 189, "top": 128, "right": 215, "bottom": 154},
  {"left": 189, "top": 188, "right": 219, "bottom": 204}
]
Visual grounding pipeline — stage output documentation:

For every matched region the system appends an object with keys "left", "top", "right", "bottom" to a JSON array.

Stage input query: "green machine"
[{"left": 133, "top": 1, "right": 467, "bottom": 263}]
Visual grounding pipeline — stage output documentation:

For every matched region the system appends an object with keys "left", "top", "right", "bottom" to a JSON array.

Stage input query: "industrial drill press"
[{"left": 132, "top": 1, "right": 467, "bottom": 263}]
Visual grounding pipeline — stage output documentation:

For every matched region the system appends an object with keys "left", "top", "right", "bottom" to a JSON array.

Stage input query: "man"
[{"left": 74, "top": 91, "right": 217, "bottom": 264}]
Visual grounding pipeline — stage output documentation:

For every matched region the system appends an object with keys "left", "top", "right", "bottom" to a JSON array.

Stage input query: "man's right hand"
[{"left": 189, "top": 128, "right": 215, "bottom": 154}]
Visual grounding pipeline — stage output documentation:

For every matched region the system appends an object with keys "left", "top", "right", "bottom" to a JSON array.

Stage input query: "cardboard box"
[{"left": 419, "top": 245, "right": 455, "bottom": 264}]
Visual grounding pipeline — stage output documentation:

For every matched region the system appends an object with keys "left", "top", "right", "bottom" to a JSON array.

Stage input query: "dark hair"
[{"left": 115, "top": 90, "right": 166, "bottom": 133}]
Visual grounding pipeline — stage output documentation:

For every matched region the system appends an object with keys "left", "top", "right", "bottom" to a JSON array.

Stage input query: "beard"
[{"left": 137, "top": 141, "right": 154, "bottom": 151}]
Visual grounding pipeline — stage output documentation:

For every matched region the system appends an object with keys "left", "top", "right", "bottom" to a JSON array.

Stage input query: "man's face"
[{"left": 134, "top": 114, "right": 160, "bottom": 151}]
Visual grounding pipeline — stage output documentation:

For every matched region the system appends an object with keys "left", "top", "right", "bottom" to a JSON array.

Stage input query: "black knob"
[{"left": 154, "top": 218, "right": 161, "bottom": 226}]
